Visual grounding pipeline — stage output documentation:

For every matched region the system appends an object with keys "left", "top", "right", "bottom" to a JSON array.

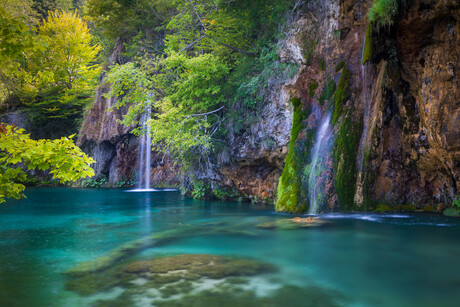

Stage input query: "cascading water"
[
  {"left": 308, "top": 112, "right": 333, "bottom": 214},
  {"left": 354, "top": 33, "right": 373, "bottom": 204},
  {"left": 134, "top": 106, "right": 153, "bottom": 191}
]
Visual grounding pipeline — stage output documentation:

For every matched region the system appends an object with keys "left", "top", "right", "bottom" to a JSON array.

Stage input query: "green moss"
[
  {"left": 155, "top": 284, "right": 344, "bottom": 307},
  {"left": 319, "top": 78, "right": 336, "bottom": 106},
  {"left": 160, "top": 281, "right": 194, "bottom": 298},
  {"left": 332, "top": 66, "right": 351, "bottom": 125},
  {"left": 422, "top": 205, "right": 434, "bottom": 212},
  {"left": 375, "top": 204, "right": 391, "bottom": 212},
  {"left": 63, "top": 224, "right": 227, "bottom": 276},
  {"left": 333, "top": 111, "right": 363, "bottom": 210},
  {"left": 335, "top": 60, "right": 345, "bottom": 72},
  {"left": 308, "top": 79, "right": 319, "bottom": 97},
  {"left": 452, "top": 197, "right": 460, "bottom": 208},
  {"left": 256, "top": 218, "right": 329, "bottom": 230},
  {"left": 319, "top": 58, "right": 326, "bottom": 71},
  {"left": 368, "top": 0, "right": 399, "bottom": 29},
  {"left": 361, "top": 147, "right": 376, "bottom": 209},
  {"left": 362, "top": 22, "right": 372, "bottom": 65},
  {"left": 65, "top": 271, "right": 121, "bottom": 296},
  {"left": 123, "top": 254, "right": 277, "bottom": 280},
  {"left": 443, "top": 207, "right": 460, "bottom": 217},
  {"left": 212, "top": 186, "right": 240, "bottom": 200},
  {"left": 275, "top": 98, "right": 309, "bottom": 213},
  {"left": 303, "top": 40, "right": 318, "bottom": 66}
]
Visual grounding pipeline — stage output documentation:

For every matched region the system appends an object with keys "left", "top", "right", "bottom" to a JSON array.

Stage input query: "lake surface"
[{"left": 0, "top": 188, "right": 459, "bottom": 306}]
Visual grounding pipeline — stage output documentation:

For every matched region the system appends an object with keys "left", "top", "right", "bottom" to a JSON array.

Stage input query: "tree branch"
[
  {"left": 179, "top": 35, "right": 207, "bottom": 54},
  {"left": 200, "top": 32, "right": 256, "bottom": 56},
  {"left": 184, "top": 106, "right": 224, "bottom": 118}
]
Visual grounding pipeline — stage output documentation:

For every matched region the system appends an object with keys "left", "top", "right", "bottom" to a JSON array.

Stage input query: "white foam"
[
  {"left": 321, "top": 213, "right": 455, "bottom": 227},
  {"left": 126, "top": 188, "right": 159, "bottom": 192},
  {"left": 126, "top": 188, "right": 179, "bottom": 192},
  {"left": 382, "top": 214, "right": 411, "bottom": 218}
]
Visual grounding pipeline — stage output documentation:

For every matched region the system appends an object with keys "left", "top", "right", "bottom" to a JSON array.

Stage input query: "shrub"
[
  {"left": 82, "top": 175, "right": 108, "bottom": 188},
  {"left": 368, "top": 0, "right": 399, "bottom": 29},
  {"left": 375, "top": 204, "right": 390, "bottom": 212},
  {"left": 332, "top": 66, "right": 351, "bottom": 125},
  {"left": 308, "top": 79, "right": 319, "bottom": 97}
]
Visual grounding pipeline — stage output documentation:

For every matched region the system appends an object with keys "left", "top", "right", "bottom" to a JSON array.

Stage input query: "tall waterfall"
[
  {"left": 308, "top": 112, "right": 333, "bottom": 214},
  {"left": 136, "top": 106, "right": 152, "bottom": 190}
]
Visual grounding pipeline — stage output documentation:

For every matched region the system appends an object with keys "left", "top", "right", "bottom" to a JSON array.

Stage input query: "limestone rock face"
[
  {"left": 358, "top": 0, "right": 460, "bottom": 206},
  {"left": 271, "top": 0, "right": 458, "bottom": 210}
]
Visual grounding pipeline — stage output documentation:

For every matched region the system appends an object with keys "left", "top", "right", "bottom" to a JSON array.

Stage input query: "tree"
[
  {"left": 106, "top": 52, "right": 229, "bottom": 169},
  {"left": 0, "top": 10, "right": 101, "bottom": 138},
  {"left": 0, "top": 6, "right": 37, "bottom": 108},
  {"left": 84, "top": 0, "right": 172, "bottom": 41},
  {"left": 0, "top": 123, "right": 95, "bottom": 203},
  {"left": 33, "top": 0, "right": 74, "bottom": 18},
  {"left": 25, "top": 10, "right": 100, "bottom": 119}
]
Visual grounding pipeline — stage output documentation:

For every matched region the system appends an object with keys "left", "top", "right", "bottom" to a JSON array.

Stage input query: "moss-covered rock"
[
  {"left": 332, "top": 66, "right": 351, "bottom": 125},
  {"left": 123, "top": 254, "right": 277, "bottom": 281},
  {"left": 308, "top": 79, "right": 319, "bottom": 97},
  {"left": 319, "top": 78, "right": 336, "bottom": 106},
  {"left": 374, "top": 204, "right": 391, "bottom": 212},
  {"left": 275, "top": 98, "right": 310, "bottom": 213},
  {"left": 64, "top": 271, "right": 120, "bottom": 296},
  {"left": 443, "top": 207, "right": 460, "bottom": 217},
  {"left": 333, "top": 108, "right": 363, "bottom": 211},
  {"left": 362, "top": 22, "right": 372, "bottom": 65},
  {"left": 63, "top": 224, "right": 217, "bottom": 276},
  {"left": 154, "top": 284, "right": 344, "bottom": 307},
  {"left": 256, "top": 218, "right": 329, "bottom": 230},
  {"left": 159, "top": 281, "right": 194, "bottom": 298},
  {"left": 334, "top": 60, "right": 345, "bottom": 72}
]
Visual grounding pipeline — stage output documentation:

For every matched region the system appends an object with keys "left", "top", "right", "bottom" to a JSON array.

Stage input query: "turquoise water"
[{"left": 1, "top": 188, "right": 459, "bottom": 306}]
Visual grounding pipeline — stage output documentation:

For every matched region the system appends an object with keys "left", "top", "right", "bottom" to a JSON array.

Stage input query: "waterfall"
[
  {"left": 135, "top": 106, "right": 152, "bottom": 191},
  {"left": 308, "top": 112, "right": 333, "bottom": 214},
  {"left": 357, "top": 63, "right": 369, "bottom": 174}
]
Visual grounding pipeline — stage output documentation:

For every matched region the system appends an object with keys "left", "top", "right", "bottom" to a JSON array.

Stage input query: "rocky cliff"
[
  {"left": 79, "top": 0, "right": 459, "bottom": 211},
  {"left": 273, "top": 0, "right": 459, "bottom": 212},
  {"left": 77, "top": 39, "right": 179, "bottom": 187}
]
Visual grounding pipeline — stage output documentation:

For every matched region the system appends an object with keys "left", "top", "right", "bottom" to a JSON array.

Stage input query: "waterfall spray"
[
  {"left": 308, "top": 112, "right": 333, "bottom": 214},
  {"left": 136, "top": 106, "right": 152, "bottom": 191}
]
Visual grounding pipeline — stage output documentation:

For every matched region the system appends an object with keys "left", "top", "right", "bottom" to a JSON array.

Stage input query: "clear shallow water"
[{"left": 0, "top": 188, "right": 459, "bottom": 306}]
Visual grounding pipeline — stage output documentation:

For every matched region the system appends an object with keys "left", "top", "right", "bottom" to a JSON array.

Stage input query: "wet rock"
[
  {"left": 256, "top": 218, "right": 329, "bottom": 230},
  {"left": 123, "top": 254, "right": 277, "bottom": 280},
  {"left": 292, "top": 217, "right": 317, "bottom": 223},
  {"left": 443, "top": 208, "right": 460, "bottom": 217}
]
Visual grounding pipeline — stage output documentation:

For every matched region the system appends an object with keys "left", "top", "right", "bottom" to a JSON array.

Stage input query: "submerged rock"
[
  {"left": 292, "top": 217, "right": 317, "bottom": 223},
  {"left": 123, "top": 254, "right": 277, "bottom": 280},
  {"left": 64, "top": 225, "right": 210, "bottom": 276},
  {"left": 256, "top": 218, "right": 329, "bottom": 230},
  {"left": 443, "top": 208, "right": 460, "bottom": 217},
  {"left": 93, "top": 283, "right": 345, "bottom": 307},
  {"left": 66, "top": 253, "right": 278, "bottom": 302}
]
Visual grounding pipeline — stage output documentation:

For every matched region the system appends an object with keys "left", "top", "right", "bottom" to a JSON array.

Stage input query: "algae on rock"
[
  {"left": 275, "top": 98, "right": 311, "bottom": 213},
  {"left": 362, "top": 23, "right": 372, "bottom": 65},
  {"left": 333, "top": 109, "right": 363, "bottom": 211}
]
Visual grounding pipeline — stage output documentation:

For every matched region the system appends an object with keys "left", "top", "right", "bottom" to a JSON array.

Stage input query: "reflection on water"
[{"left": 0, "top": 188, "right": 459, "bottom": 306}]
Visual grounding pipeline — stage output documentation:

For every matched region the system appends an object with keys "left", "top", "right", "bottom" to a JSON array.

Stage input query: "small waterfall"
[
  {"left": 135, "top": 106, "right": 152, "bottom": 191},
  {"left": 308, "top": 112, "right": 333, "bottom": 214},
  {"left": 357, "top": 63, "right": 369, "bottom": 173}
]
